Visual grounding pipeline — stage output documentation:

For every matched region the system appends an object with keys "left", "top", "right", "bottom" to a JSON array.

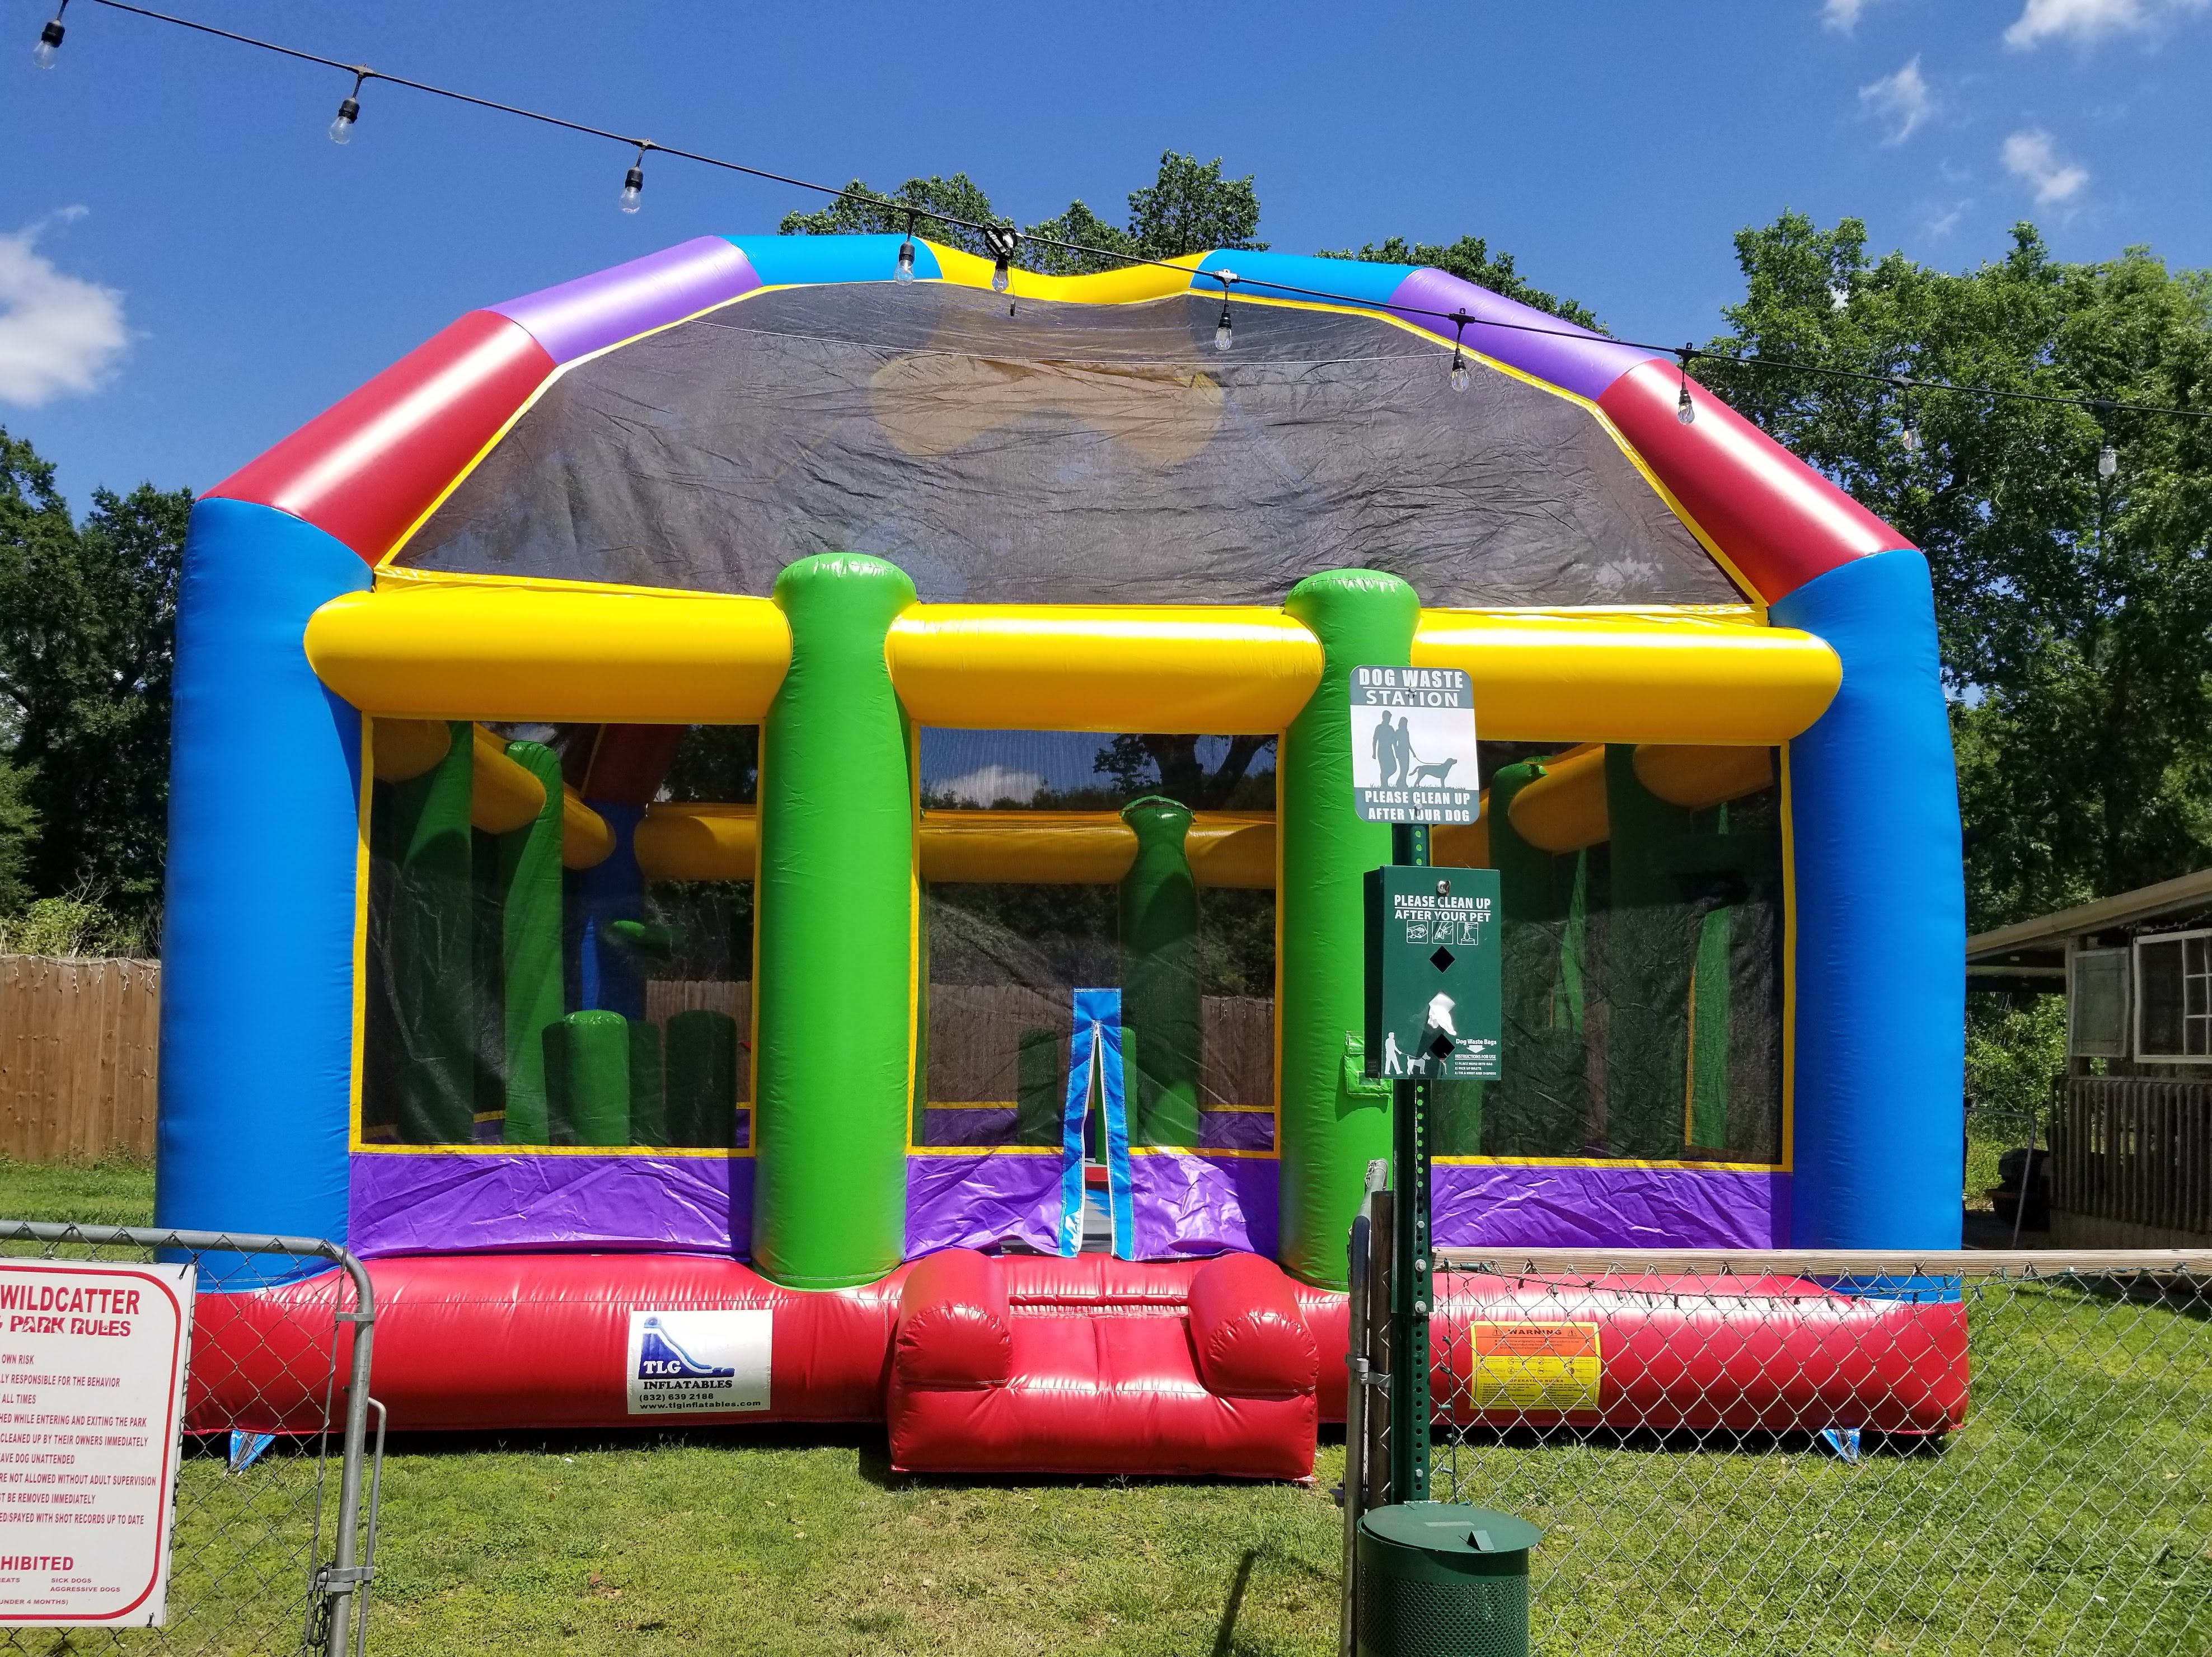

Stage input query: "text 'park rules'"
[
  {"left": 1348, "top": 666, "right": 1479, "bottom": 825},
  {"left": 0, "top": 1260, "right": 194, "bottom": 1627}
]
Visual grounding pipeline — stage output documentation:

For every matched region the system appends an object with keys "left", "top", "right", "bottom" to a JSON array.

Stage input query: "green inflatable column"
[
  {"left": 1277, "top": 570, "right": 1419, "bottom": 1289},
  {"left": 752, "top": 554, "right": 918, "bottom": 1289},
  {"left": 667, "top": 1008, "right": 739, "bottom": 1147},
  {"left": 498, "top": 740, "right": 567, "bottom": 1145},
  {"left": 1487, "top": 762, "right": 1586, "bottom": 1157},
  {"left": 390, "top": 720, "right": 476, "bottom": 1144},
  {"left": 546, "top": 1010, "right": 631, "bottom": 1145},
  {"left": 628, "top": 1019, "right": 667, "bottom": 1146},
  {"left": 1119, "top": 797, "right": 1202, "bottom": 1147}
]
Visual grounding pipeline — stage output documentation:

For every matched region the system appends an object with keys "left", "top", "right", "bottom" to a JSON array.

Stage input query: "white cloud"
[
  {"left": 935, "top": 765, "right": 1043, "bottom": 808},
  {"left": 2004, "top": 0, "right": 2208, "bottom": 48},
  {"left": 2001, "top": 128, "right": 2089, "bottom": 203},
  {"left": 1821, "top": 0, "right": 1893, "bottom": 33},
  {"left": 1860, "top": 55, "right": 1937, "bottom": 142},
  {"left": 1924, "top": 200, "right": 1970, "bottom": 238},
  {"left": 0, "top": 213, "right": 126, "bottom": 408}
]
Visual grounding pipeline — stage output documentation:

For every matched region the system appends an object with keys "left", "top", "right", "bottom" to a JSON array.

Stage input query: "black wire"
[{"left": 69, "top": 0, "right": 2212, "bottom": 427}]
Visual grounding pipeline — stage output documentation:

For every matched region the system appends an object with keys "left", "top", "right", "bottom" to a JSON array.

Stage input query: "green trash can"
[{"left": 1355, "top": 1502, "right": 1541, "bottom": 1657}]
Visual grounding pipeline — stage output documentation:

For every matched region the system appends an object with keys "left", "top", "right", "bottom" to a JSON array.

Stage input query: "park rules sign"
[
  {"left": 0, "top": 1260, "right": 193, "bottom": 1628},
  {"left": 1348, "top": 666, "right": 1479, "bottom": 825}
]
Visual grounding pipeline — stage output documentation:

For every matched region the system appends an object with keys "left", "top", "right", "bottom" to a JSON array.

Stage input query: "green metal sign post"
[{"left": 1347, "top": 663, "right": 1494, "bottom": 1508}]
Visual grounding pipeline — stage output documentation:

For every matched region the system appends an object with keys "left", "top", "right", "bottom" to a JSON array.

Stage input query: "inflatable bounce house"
[{"left": 158, "top": 235, "right": 1965, "bottom": 1475}]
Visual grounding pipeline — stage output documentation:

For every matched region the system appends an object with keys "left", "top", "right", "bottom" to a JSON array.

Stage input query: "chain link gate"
[
  {"left": 1344, "top": 1222, "right": 2212, "bottom": 1655},
  {"left": 0, "top": 1224, "right": 381, "bottom": 1657}
]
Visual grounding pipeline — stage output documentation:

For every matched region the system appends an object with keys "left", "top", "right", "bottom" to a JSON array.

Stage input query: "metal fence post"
[
  {"left": 1341, "top": 1158, "right": 1389, "bottom": 1657},
  {"left": 1386, "top": 822, "right": 1432, "bottom": 1506},
  {"left": 321, "top": 1253, "right": 378, "bottom": 1657}
]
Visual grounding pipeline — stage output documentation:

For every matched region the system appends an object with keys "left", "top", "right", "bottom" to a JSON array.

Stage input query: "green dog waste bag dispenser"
[{"left": 1355, "top": 1502, "right": 1540, "bottom": 1657}]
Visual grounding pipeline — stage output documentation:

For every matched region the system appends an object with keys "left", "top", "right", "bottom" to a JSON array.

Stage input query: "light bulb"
[
  {"left": 1676, "top": 386, "right": 1695, "bottom": 426},
  {"left": 991, "top": 256, "right": 1010, "bottom": 294},
  {"left": 1450, "top": 354, "right": 1469, "bottom": 394},
  {"left": 618, "top": 165, "right": 644, "bottom": 214},
  {"left": 1901, "top": 423, "right": 1920, "bottom": 455},
  {"left": 2098, "top": 443, "right": 2119, "bottom": 481},
  {"left": 32, "top": 19, "right": 63, "bottom": 68},
  {"left": 328, "top": 97, "right": 358, "bottom": 144},
  {"left": 1215, "top": 309, "right": 1232, "bottom": 353},
  {"left": 896, "top": 236, "right": 916, "bottom": 282}
]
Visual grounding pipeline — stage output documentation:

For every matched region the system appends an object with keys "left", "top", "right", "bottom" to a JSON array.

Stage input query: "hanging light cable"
[
  {"left": 618, "top": 142, "right": 646, "bottom": 213},
  {"left": 896, "top": 211, "right": 917, "bottom": 283},
  {"left": 1676, "top": 345, "right": 1698, "bottom": 426},
  {"left": 1214, "top": 271, "right": 1236, "bottom": 353},
  {"left": 327, "top": 68, "right": 365, "bottom": 144},
  {"left": 1448, "top": 310, "right": 1472, "bottom": 392},
  {"left": 32, "top": 0, "right": 68, "bottom": 68}
]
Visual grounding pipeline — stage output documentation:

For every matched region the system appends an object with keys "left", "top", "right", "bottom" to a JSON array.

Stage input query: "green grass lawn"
[{"left": 0, "top": 1159, "right": 2202, "bottom": 1654}]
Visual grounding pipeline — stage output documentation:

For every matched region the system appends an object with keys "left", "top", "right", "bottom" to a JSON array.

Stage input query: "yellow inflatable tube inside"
[
  {"left": 371, "top": 718, "right": 613, "bottom": 869},
  {"left": 635, "top": 804, "right": 1276, "bottom": 888}
]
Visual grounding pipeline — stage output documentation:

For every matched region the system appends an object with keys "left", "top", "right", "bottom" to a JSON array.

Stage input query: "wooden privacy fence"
[{"left": 0, "top": 956, "right": 160, "bottom": 1160}]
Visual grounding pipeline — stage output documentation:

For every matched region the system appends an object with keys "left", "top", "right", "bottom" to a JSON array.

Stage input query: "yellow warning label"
[{"left": 1469, "top": 1322, "right": 1602, "bottom": 1412}]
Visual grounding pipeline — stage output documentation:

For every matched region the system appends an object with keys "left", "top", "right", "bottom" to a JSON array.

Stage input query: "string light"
[
  {"left": 1214, "top": 272, "right": 1235, "bottom": 353},
  {"left": 32, "top": 1, "right": 67, "bottom": 68},
  {"left": 896, "top": 212, "right": 917, "bottom": 283},
  {"left": 1897, "top": 380, "right": 1920, "bottom": 455},
  {"left": 1447, "top": 310, "right": 1471, "bottom": 392},
  {"left": 328, "top": 69, "right": 364, "bottom": 144},
  {"left": 2099, "top": 443, "right": 2119, "bottom": 481},
  {"left": 43, "top": 0, "right": 2212, "bottom": 437},
  {"left": 983, "top": 226, "right": 1017, "bottom": 294},
  {"left": 618, "top": 144, "right": 645, "bottom": 213}
]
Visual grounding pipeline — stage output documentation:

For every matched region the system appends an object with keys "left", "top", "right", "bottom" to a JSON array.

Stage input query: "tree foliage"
[
  {"left": 1320, "top": 235, "right": 1601, "bottom": 331},
  {"left": 0, "top": 429, "right": 188, "bottom": 929},
  {"left": 780, "top": 151, "right": 1267, "bottom": 278},
  {"left": 1696, "top": 213, "right": 2212, "bottom": 930}
]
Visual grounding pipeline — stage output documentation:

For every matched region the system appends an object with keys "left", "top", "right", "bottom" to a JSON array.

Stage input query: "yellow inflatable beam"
[
  {"left": 634, "top": 804, "right": 1276, "bottom": 888},
  {"left": 1413, "top": 611, "right": 1838, "bottom": 743},
  {"left": 886, "top": 606, "right": 1322, "bottom": 734},
  {"left": 368, "top": 718, "right": 613, "bottom": 869},
  {"left": 314, "top": 588, "right": 1835, "bottom": 745},
  {"left": 308, "top": 585, "right": 791, "bottom": 724}
]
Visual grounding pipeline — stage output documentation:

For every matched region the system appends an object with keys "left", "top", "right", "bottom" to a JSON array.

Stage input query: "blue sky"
[{"left": 3, "top": 0, "right": 2209, "bottom": 504}]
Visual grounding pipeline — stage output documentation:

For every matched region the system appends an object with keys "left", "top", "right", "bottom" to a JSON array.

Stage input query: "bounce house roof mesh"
[{"left": 396, "top": 283, "right": 1738, "bottom": 607}]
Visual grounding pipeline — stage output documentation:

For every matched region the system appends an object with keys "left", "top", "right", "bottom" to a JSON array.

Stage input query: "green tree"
[
  {"left": 782, "top": 151, "right": 1267, "bottom": 277},
  {"left": 1320, "top": 234, "right": 1601, "bottom": 331},
  {"left": 1694, "top": 213, "right": 2212, "bottom": 932},
  {"left": 0, "top": 430, "right": 189, "bottom": 921},
  {"left": 779, "top": 172, "right": 1005, "bottom": 256},
  {"left": 0, "top": 756, "right": 36, "bottom": 916}
]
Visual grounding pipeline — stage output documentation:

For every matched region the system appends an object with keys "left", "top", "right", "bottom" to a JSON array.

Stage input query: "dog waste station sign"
[
  {"left": 0, "top": 1259, "right": 193, "bottom": 1628},
  {"left": 1348, "top": 665, "right": 1479, "bottom": 825},
  {"left": 1366, "top": 867, "right": 1502, "bottom": 1082}
]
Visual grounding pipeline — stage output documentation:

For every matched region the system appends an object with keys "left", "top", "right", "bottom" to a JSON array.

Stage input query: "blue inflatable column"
[
  {"left": 571, "top": 805, "right": 646, "bottom": 1019},
  {"left": 1771, "top": 549, "right": 1964, "bottom": 1249},
  {"left": 154, "top": 500, "right": 370, "bottom": 1265}
]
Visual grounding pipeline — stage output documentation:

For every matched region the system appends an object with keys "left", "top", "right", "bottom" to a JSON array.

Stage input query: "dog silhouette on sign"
[{"left": 1409, "top": 755, "right": 1459, "bottom": 788}]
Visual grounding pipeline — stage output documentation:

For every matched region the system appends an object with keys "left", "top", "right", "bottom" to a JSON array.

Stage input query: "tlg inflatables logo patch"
[{"left": 624, "top": 1309, "right": 772, "bottom": 1414}]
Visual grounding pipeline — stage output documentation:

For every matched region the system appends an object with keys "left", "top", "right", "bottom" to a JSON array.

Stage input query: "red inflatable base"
[{"left": 188, "top": 1253, "right": 1967, "bottom": 1468}]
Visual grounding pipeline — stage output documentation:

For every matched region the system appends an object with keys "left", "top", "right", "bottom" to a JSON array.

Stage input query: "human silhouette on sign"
[
  {"left": 1390, "top": 715, "right": 1414, "bottom": 786},
  {"left": 1380, "top": 1031, "right": 1406, "bottom": 1076},
  {"left": 1370, "top": 714, "right": 1402, "bottom": 787}
]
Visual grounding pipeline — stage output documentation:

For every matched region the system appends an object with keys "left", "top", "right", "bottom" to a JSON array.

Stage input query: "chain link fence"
[
  {"left": 1347, "top": 1246, "right": 2210, "bottom": 1656},
  {"left": 0, "top": 1224, "right": 379, "bottom": 1657}
]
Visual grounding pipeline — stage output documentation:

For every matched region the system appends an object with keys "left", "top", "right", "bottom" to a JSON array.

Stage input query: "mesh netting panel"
[{"left": 397, "top": 284, "right": 1734, "bottom": 607}]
